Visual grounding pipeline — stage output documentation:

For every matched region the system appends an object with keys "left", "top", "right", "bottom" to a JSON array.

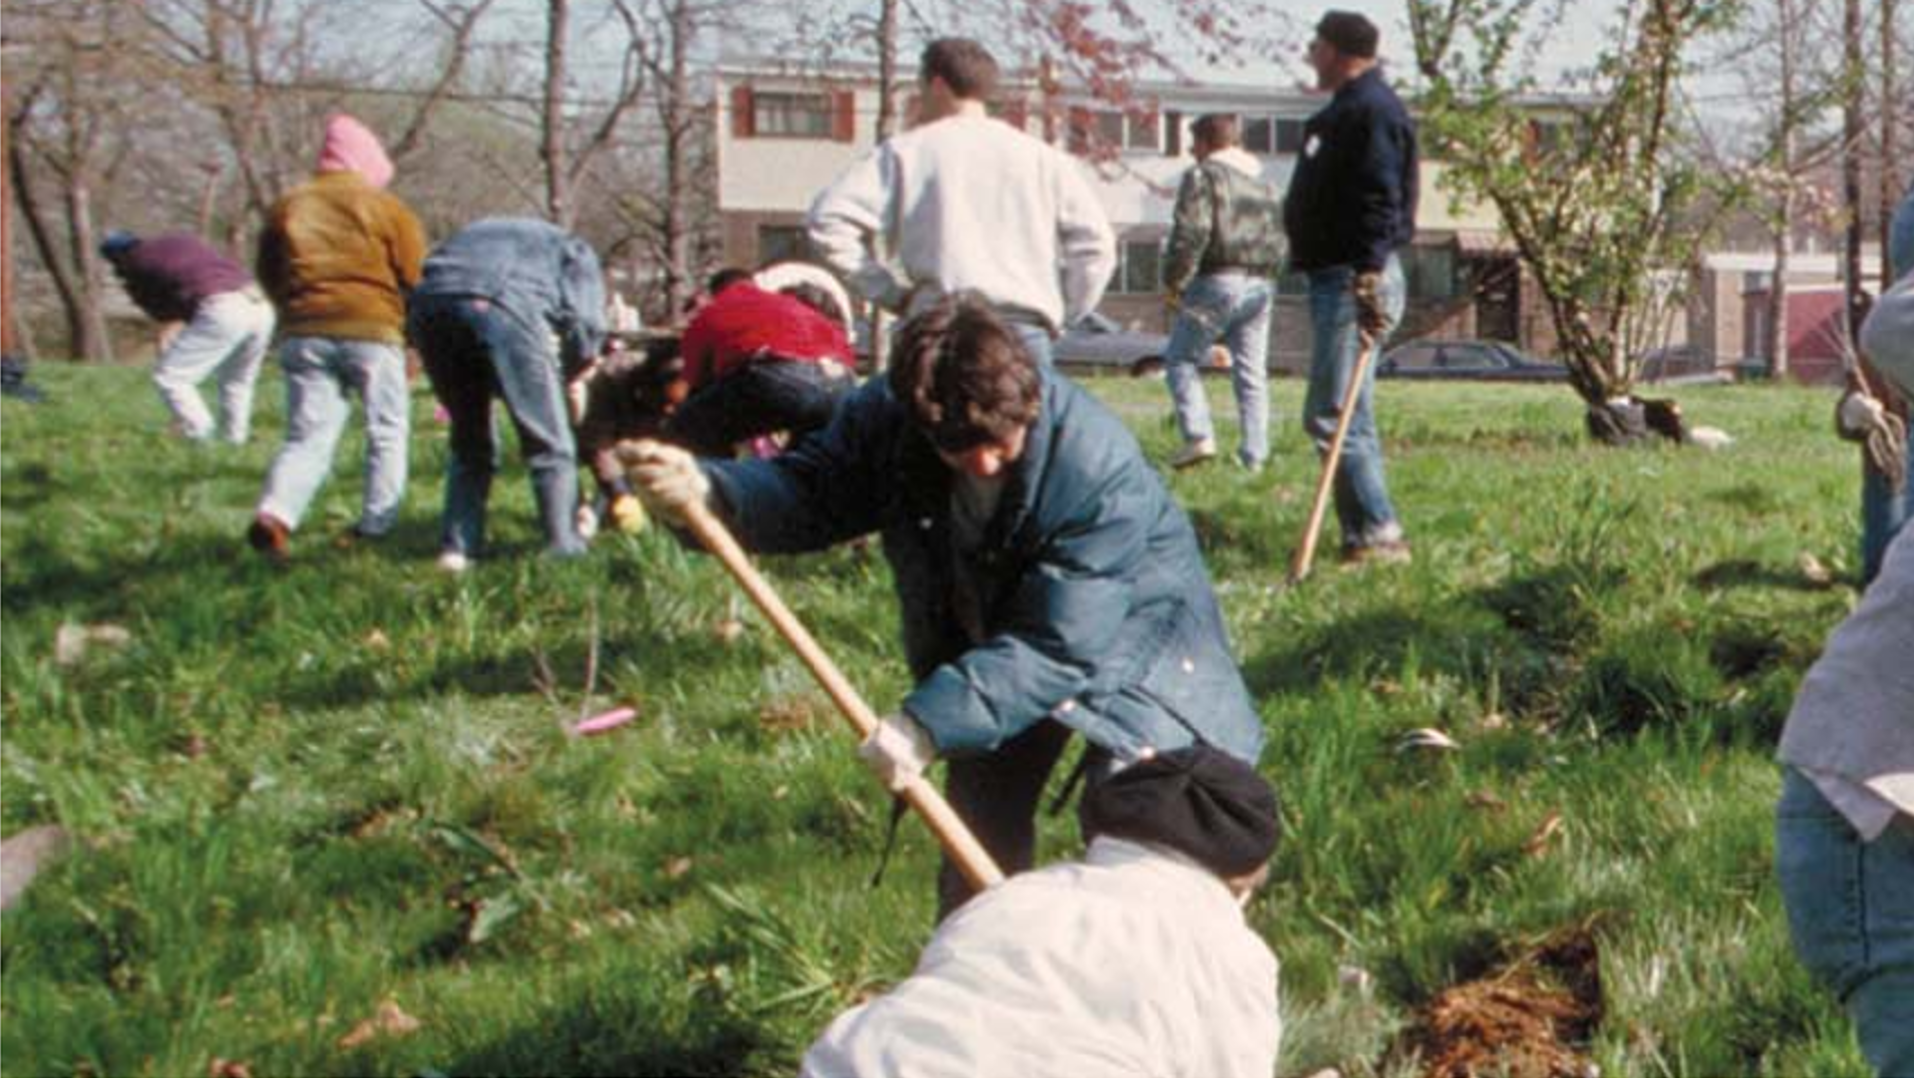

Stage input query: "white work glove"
[
  {"left": 613, "top": 439, "right": 711, "bottom": 523},
  {"left": 1837, "top": 390, "right": 1886, "bottom": 442},
  {"left": 857, "top": 711, "right": 936, "bottom": 792}
]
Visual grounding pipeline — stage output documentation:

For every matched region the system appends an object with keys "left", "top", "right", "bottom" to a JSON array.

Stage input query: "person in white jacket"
[
  {"left": 801, "top": 745, "right": 1283, "bottom": 1078},
  {"left": 805, "top": 37, "right": 1117, "bottom": 368}
]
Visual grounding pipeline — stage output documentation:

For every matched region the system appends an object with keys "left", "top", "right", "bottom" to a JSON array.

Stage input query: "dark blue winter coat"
[
  {"left": 1283, "top": 67, "right": 1419, "bottom": 274},
  {"left": 703, "top": 369, "right": 1265, "bottom": 764}
]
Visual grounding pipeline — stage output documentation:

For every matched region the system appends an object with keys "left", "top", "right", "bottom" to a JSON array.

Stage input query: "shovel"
[
  {"left": 677, "top": 499, "right": 1006, "bottom": 892},
  {"left": 1288, "top": 340, "right": 1377, "bottom": 584}
]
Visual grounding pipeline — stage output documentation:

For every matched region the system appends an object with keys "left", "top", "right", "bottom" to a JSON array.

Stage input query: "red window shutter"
[
  {"left": 1165, "top": 110, "right": 1183, "bottom": 157},
  {"left": 731, "top": 85, "right": 755, "bottom": 138},
  {"left": 833, "top": 90, "right": 856, "bottom": 142},
  {"left": 1068, "top": 106, "right": 1091, "bottom": 154}
]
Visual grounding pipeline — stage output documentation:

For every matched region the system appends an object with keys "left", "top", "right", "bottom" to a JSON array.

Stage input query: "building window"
[
  {"left": 753, "top": 92, "right": 834, "bottom": 138},
  {"left": 1124, "top": 112, "right": 1160, "bottom": 152},
  {"left": 1403, "top": 245, "right": 1458, "bottom": 301},
  {"left": 1243, "top": 116, "right": 1274, "bottom": 154},
  {"left": 758, "top": 225, "right": 807, "bottom": 265},
  {"left": 1275, "top": 119, "right": 1306, "bottom": 154},
  {"left": 1743, "top": 271, "right": 1774, "bottom": 294},
  {"left": 1110, "top": 238, "right": 1164, "bottom": 294}
]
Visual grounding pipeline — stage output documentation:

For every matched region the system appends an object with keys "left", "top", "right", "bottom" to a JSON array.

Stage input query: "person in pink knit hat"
[{"left": 248, "top": 114, "right": 427, "bottom": 561}]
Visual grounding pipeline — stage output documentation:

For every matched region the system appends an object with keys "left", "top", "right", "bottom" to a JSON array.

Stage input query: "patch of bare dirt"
[{"left": 1397, "top": 927, "right": 1603, "bottom": 1078}]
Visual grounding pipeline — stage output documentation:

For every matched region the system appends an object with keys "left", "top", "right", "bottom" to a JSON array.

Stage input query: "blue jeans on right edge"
[
  {"left": 1165, "top": 271, "right": 1273, "bottom": 467},
  {"left": 1776, "top": 767, "right": 1914, "bottom": 1077},
  {"left": 1304, "top": 257, "right": 1406, "bottom": 548},
  {"left": 1860, "top": 453, "right": 1914, "bottom": 586},
  {"left": 1861, "top": 187, "right": 1914, "bottom": 587}
]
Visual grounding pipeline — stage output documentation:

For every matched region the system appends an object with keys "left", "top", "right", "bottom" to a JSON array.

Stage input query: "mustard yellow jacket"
[{"left": 256, "top": 172, "right": 426, "bottom": 344}]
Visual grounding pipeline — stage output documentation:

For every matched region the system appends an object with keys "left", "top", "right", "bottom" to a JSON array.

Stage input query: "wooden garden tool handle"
[
  {"left": 1289, "top": 340, "right": 1378, "bottom": 584},
  {"left": 679, "top": 499, "right": 1006, "bottom": 891}
]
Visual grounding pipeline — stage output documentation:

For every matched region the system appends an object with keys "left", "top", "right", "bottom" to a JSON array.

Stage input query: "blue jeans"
[
  {"left": 1303, "top": 256, "right": 1406, "bottom": 548},
  {"left": 411, "top": 297, "right": 585, "bottom": 559},
  {"left": 1861, "top": 454, "right": 1914, "bottom": 586},
  {"left": 1165, "top": 272, "right": 1273, "bottom": 467},
  {"left": 1861, "top": 187, "right": 1914, "bottom": 585},
  {"left": 256, "top": 336, "right": 409, "bottom": 534},
  {"left": 1776, "top": 767, "right": 1914, "bottom": 1077},
  {"left": 669, "top": 361, "right": 853, "bottom": 457}
]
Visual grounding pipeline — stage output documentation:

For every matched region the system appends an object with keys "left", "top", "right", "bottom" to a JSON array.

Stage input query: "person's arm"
[
  {"left": 255, "top": 220, "right": 290, "bottom": 309},
  {"left": 1056, "top": 155, "right": 1118, "bottom": 325},
  {"left": 806, "top": 145, "right": 912, "bottom": 311},
  {"left": 557, "top": 238, "right": 609, "bottom": 378},
  {"left": 156, "top": 321, "right": 185, "bottom": 353},
  {"left": 701, "top": 380, "right": 898, "bottom": 553},
  {"left": 388, "top": 201, "right": 428, "bottom": 294},
  {"left": 902, "top": 470, "right": 1150, "bottom": 753},
  {"left": 1348, "top": 105, "right": 1407, "bottom": 274},
  {"left": 1161, "top": 166, "right": 1213, "bottom": 301}
]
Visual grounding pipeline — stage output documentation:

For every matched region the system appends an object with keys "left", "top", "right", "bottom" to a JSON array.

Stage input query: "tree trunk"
[
  {"left": 8, "top": 123, "right": 87, "bottom": 361},
  {"left": 542, "top": 0, "right": 572, "bottom": 227},
  {"left": 868, "top": 0, "right": 900, "bottom": 372},
  {"left": 1841, "top": 0, "right": 1865, "bottom": 343},
  {"left": 1881, "top": 0, "right": 1900, "bottom": 288},
  {"left": 1771, "top": 214, "right": 1793, "bottom": 378},
  {"left": 1, "top": 86, "right": 17, "bottom": 359},
  {"left": 660, "top": 0, "right": 693, "bottom": 316},
  {"left": 63, "top": 170, "right": 113, "bottom": 363},
  {"left": 1770, "top": 0, "right": 1798, "bottom": 379}
]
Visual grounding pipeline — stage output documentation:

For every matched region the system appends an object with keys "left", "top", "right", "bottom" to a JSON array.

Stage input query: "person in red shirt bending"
[{"left": 670, "top": 267, "right": 856, "bottom": 456}]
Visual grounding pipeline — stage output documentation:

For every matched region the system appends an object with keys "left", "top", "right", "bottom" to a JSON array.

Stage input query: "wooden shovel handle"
[
  {"left": 1289, "top": 340, "right": 1378, "bottom": 584},
  {"left": 679, "top": 499, "right": 1006, "bottom": 891}
]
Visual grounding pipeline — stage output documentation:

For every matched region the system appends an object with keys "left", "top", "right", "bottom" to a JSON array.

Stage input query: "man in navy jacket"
[
  {"left": 1284, "top": 10, "right": 1419, "bottom": 565},
  {"left": 621, "top": 294, "right": 1264, "bottom": 916}
]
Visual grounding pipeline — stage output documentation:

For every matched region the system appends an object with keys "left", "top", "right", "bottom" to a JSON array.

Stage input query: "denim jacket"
[
  {"left": 703, "top": 369, "right": 1265, "bottom": 763},
  {"left": 413, "top": 217, "right": 607, "bottom": 376}
]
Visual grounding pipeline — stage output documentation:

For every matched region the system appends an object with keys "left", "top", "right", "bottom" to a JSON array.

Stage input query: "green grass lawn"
[{"left": 0, "top": 363, "right": 1875, "bottom": 1077}]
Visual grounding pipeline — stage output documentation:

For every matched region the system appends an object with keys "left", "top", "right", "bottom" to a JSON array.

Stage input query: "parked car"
[
  {"left": 1377, "top": 339, "right": 1569, "bottom": 382},
  {"left": 1636, "top": 344, "right": 1730, "bottom": 385},
  {"left": 1053, "top": 311, "right": 1245, "bottom": 378},
  {"left": 1053, "top": 311, "right": 1171, "bottom": 377}
]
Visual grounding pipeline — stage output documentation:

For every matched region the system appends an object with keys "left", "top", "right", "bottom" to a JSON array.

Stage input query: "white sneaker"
[
  {"left": 1170, "top": 437, "right": 1219, "bottom": 470},
  {"left": 437, "top": 551, "right": 470, "bottom": 574}
]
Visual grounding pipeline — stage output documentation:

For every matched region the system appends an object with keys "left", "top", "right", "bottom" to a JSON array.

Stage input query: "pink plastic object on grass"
[{"left": 572, "top": 707, "right": 638, "bottom": 737}]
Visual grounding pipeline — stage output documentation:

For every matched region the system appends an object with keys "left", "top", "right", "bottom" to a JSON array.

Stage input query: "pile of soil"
[{"left": 1397, "top": 928, "right": 1604, "bottom": 1078}]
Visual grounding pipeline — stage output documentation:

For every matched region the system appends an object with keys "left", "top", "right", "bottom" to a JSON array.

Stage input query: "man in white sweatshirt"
[
  {"left": 805, "top": 37, "right": 1117, "bottom": 367},
  {"left": 1160, "top": 113, "right": 1288, "bottom": 471},
  {"left": 800, "top": 745, "right": 1282, "bottom": 1078}
]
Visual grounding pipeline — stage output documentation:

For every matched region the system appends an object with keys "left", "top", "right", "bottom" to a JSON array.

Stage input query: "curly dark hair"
[{"left": 888, "top": 293, "right": 1040, "bottom": 453}]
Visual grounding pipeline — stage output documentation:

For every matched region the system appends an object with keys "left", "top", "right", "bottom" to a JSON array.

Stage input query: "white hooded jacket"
[{"left": 800, "top": 837, "right": 1280, "bottom": 1078}]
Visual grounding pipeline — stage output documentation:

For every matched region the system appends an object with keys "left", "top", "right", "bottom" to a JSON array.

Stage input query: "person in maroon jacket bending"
[
  {"left": 668, "top": 267, "right": 856, "bottom": 457},
  {"left": 99, "top": 230, "right": 277, "bottom": 444}
]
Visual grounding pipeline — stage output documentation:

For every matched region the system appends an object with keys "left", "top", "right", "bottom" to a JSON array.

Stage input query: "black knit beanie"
[
  {"left": 1316, "top": 10, "right": 1380, "bottom": 59},
  {"left": 1083, "top": 745, "right": 1281, "bottom": 878}
]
